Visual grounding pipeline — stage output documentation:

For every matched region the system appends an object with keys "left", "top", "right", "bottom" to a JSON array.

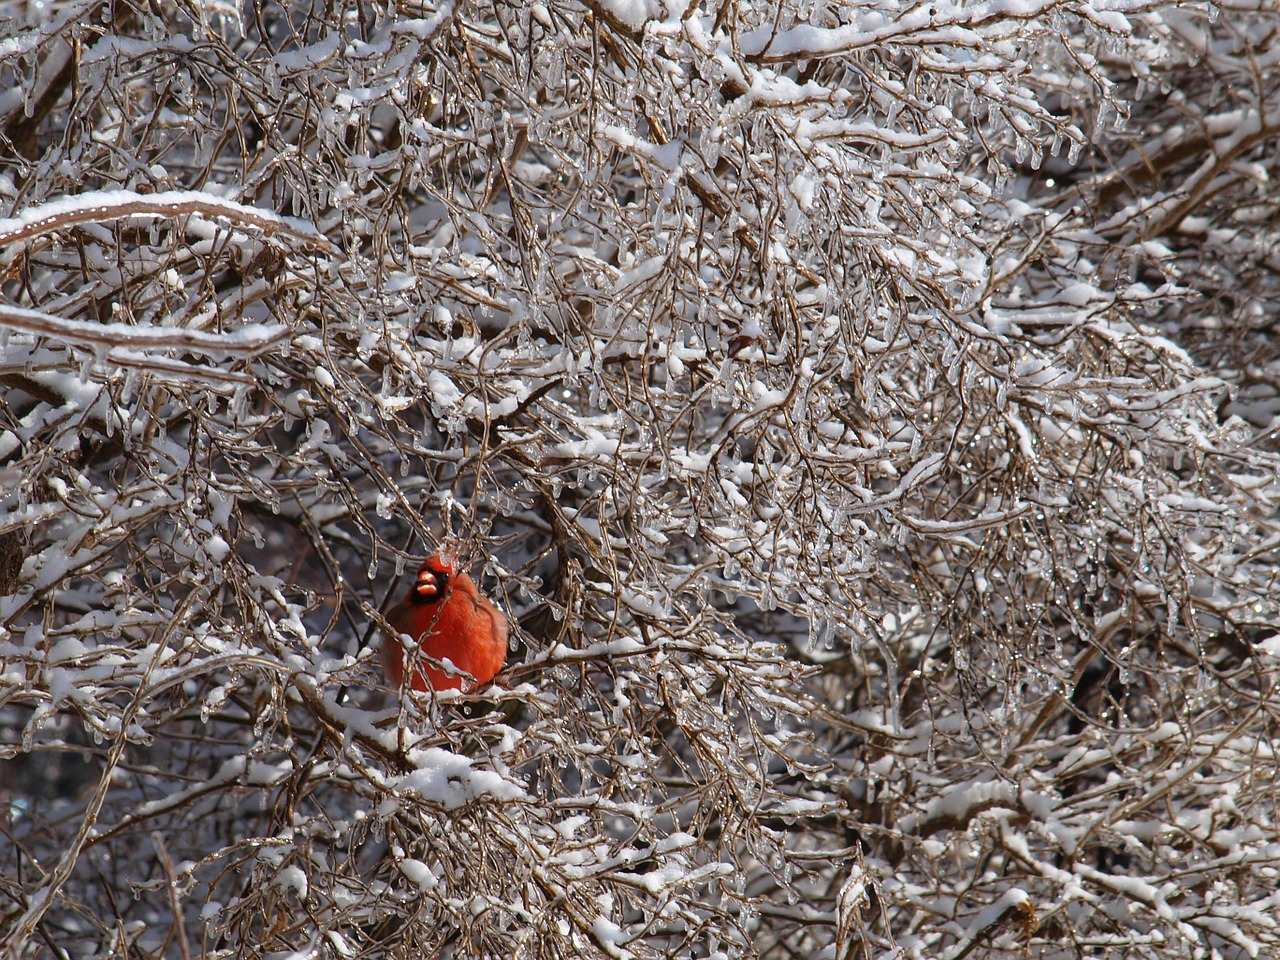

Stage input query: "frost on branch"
[{"left": 2, "top": 0, "right": 1279, "bottom": 958}]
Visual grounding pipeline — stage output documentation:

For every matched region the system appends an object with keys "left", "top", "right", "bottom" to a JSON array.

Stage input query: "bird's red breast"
[{"left": 382, "top": 555, "right": 508, "bottom": 692}]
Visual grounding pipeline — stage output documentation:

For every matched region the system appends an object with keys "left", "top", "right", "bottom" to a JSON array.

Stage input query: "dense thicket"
[{"left": 2, "top": 1, "right": 1278, "bottom": 958}]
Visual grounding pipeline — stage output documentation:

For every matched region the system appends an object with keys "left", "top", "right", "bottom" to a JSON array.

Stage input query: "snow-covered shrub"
[{"left": 2, "top": 0, "right": 1278, "bottom": 957}]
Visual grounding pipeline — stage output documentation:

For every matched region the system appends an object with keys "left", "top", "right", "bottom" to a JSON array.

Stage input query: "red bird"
[{"left": 382, "top": 555, "right": 509, "bottom": 692}]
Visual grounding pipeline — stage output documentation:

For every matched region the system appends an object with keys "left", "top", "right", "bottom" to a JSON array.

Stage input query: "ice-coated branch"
[
  {"left": 0, "top": 303, "right": 288, "bottom": 357},
  {"left": 0, "top": 189, "right": 336, "bottom": 252}
]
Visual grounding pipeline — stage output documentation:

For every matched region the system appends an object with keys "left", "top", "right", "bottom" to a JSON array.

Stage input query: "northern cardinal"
[{"left": 382, "top": 555, "right": 509, "bottom": 692}]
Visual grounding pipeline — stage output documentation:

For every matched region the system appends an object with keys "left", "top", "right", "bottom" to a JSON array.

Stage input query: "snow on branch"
[
  {"left": 0, "top": 303, "right": 289, "bottom": 357},
  {"left": 0, "top": 189, "right": 336, "bottom": 252}
]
